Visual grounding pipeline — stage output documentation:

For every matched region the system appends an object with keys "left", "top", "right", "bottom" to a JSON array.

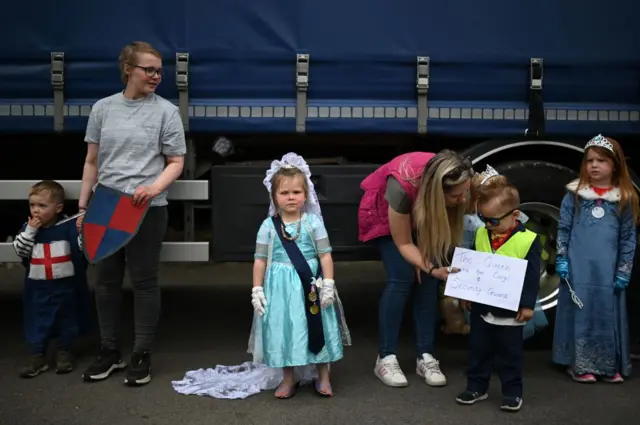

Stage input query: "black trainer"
[
  {"left": 500, "top": 397, "right": 523, "bottom": 412},
  {"left": 19, "top": 354, "right": 49, "bottom": 378},
  {"left": 124, "top": 351, "right": 152, "bottom": 386},
  {"left": 82, "top": 347, "right": 127, "bottom": 382},
  {"left": 455, "top": 390, "right": 488, "bottom": 405}
]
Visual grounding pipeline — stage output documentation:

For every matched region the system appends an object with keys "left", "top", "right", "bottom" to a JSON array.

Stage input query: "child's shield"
[{"left": 81, "top": 184, "right": 150, "bottom": 264}]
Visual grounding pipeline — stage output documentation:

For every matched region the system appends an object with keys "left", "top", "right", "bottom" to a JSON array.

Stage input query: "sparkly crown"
[
  {"left": 480, "top": 164, "right": 500, "bottom": 185},
  {"left": 585, "top": 134, "right": 614, "bottom": 153}
]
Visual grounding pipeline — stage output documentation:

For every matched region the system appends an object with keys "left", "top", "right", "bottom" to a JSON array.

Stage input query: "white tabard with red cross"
[{"left": 29, "top": 240, "right": 75, "bottom": 281}]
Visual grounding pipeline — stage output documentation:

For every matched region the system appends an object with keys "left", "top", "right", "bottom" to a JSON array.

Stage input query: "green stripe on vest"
[{"left": 475, "top": 227, "right": 537, "bottom": 259}]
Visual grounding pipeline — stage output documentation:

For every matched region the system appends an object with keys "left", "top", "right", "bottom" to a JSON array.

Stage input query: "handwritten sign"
[{"left": 444, "top": 247, "right": 528, "bottom": 312}]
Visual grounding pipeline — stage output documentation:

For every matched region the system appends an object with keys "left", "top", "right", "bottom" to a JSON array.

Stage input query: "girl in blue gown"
[
  {"left": 554, "top": 135, "right": 638, "bottom": 383},
  {"left": 249, "top": 153, "right": 350, "bottom": 398}
]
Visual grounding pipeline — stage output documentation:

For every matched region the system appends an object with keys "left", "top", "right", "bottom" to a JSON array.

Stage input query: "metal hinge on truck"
[
  {"left": 525, "top": 57, "right": 545, "bottom": 137},
  {"left": 50, "top": 52, "right": 65, "bottom": 132},
  {"left": 416, "top": 56, "right": 430, "bottom": 134},
  {"left": 295, "top": 54, "right": 310, "bottom": 133}
]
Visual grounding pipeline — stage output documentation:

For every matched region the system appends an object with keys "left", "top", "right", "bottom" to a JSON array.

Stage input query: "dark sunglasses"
[
  {"left": 477, "top": 209, "right": 516, "bottom": 226},
  {"left": 444, "top": 156, "right": 474, "bottom": 180},
  {"left": 135, "top": 65, "right": 162, "bottom": 77}
]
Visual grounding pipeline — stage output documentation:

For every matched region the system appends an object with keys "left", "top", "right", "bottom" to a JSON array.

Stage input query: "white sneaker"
[
  {"left": 374, "top": 355, "right": 409, "bottom": 387},
  {"left": 416, "top": 353, "right": 447, "bottom": 387}
]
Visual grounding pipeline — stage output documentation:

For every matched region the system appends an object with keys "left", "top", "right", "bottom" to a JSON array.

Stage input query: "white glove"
[
  {"left": 319, "top": 279, "right": 336, "bottom": 309},
  {"left": 251, "top": 286, "right": 267, "bottom": 316}
]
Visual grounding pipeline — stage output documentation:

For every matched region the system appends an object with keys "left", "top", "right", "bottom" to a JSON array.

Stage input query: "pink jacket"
[{"left": 357, "top": 152, "right": 436, "bottom": 242}]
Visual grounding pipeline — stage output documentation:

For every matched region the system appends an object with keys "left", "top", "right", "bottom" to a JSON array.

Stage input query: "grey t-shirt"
[
  {"left": 84, "top": 92, "right": 187, "bottom": 207},
  {"left": 385, "top": 176, "right": 412, "bottom": 214}
]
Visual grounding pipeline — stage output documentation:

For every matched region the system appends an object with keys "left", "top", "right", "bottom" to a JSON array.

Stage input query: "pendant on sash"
[
  {"left": 310, "top": 305, "right": 320, "bottom": 315},
  {"left": 592, "top": 206, "right": 605, "bottom": 219},
  {"left": 308, "top": 291, "right": 317, "bottom": 302}
]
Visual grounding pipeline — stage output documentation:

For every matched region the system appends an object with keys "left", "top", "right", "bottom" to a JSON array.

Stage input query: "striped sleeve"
[{"left": 12, "top": 225, "right": 38, "bottom": 258}]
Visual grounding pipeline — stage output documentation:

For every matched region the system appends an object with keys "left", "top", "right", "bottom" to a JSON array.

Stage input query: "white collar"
[{"left": 566, "top": 179, "right": 620, "bottom": 202}]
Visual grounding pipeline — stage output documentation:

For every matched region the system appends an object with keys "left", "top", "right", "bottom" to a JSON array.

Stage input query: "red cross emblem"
[{"left": 31, "top": 243, "right": 73, "bottom": 280}]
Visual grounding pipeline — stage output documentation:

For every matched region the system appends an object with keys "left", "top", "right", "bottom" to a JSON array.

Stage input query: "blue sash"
[{"left": 271, "top": 215, "right": 325, "bottom": 354}]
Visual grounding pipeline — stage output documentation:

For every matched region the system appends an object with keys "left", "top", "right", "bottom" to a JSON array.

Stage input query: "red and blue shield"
[{"left": 81, "top": 184, "right": 149, "bottom": 264}]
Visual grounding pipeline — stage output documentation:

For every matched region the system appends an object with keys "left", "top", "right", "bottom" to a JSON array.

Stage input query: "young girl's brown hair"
[
  {"left": 577, "top": 137, "right": 639, "bottom": 224},
  {"left": 270, "top": 167, "right": 309, "bottom": 214}
]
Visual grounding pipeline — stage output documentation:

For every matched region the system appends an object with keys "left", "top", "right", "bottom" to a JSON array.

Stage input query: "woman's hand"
[
  {"left": 132, "top": 185, "right": 161, "bottom": 207},
  {"left": 431, "top": 266, "right": 460, "bottom": 282}
]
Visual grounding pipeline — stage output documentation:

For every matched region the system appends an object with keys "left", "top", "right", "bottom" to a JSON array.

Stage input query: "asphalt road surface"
[{"left": 0, "top": 262, "right": 637, "bottom": 425}]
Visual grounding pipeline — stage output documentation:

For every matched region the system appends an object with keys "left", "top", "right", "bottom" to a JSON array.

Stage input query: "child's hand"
[
  {"left": 320, "top": 279, "right": 336, "bottom": 308},
  {"left": 516, "top": 307, "right": 533, "bottom": 322},
  {"left": 76, "top": 212, "right": 85, "bottom": 233},
  {"left": 555, "top": 257, "right": 569, "bottom": 279},
  {"left": 251, "top": 286, "right": 267, "bottom": 316},
  {"left": 27, "top": 216, "right": 42, "bottom": 229}
]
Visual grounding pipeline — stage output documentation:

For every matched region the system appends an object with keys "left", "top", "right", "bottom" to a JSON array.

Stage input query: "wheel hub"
[{"left": 519, "top": 202, "right": 561, "bottom": 311}]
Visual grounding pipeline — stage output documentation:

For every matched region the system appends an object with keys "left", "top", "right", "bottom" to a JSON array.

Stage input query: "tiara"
[
  {"left": 585, "top": 134, "right": 614, "bottom": 153},
  {"left": 480, "top": 164, "right": 499, "bottom": 185}
]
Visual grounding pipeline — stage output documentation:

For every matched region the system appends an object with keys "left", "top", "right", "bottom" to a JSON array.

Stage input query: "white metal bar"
[
  {"left": 0, "top": 242, "right": 209, "bottom": 263},
  {"left": 0, "top": 180, "right": 209, "bottom": 201},
  {"left": 2, "top": 103, "right": 639, "bottom": 122}
]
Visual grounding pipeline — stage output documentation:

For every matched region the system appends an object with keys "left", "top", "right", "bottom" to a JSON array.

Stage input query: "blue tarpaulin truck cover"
[{"left": 1, "top": 0, "right": 638, "bottom": 135}]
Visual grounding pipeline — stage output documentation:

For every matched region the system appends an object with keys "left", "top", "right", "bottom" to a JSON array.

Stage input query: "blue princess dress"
[
  {"left": 172, "top": 213, "right": 351, "bottom": 400},
  {"left": 248, "top": 213, "right": 351, "bottom": 368},
  {"left": 553, "top": 181, "right": 634, "bottom": 377}
]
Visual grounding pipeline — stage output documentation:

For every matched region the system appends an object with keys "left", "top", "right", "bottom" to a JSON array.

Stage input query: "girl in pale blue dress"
[
  {"left": 171, "top": 153, "right": 350, "bottom": 401},
  {"left": 249, "top": 153, "right": 350, "bottom": 398}
]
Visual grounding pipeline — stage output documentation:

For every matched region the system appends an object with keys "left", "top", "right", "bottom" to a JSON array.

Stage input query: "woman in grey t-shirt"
[{"left": 77, "top": 41, "right": 187, "bottom": 387}]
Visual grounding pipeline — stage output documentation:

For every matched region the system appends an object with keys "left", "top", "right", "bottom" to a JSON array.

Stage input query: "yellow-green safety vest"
[{"left": 475, "top": 227, "right": 537, "bottom": 260}]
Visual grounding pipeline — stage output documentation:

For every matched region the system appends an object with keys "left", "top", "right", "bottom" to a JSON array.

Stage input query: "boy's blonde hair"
[
  {"left": 469, "top": 174, "right": 509, "bottom": 210},
  {"left": 29, "top": 180, "right": 66, "bottom": 204},
  {"left": 477, "top": 182, "right": 520, "bottom": 211}
]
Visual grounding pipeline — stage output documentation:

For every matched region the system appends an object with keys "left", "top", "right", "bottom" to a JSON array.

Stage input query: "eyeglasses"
[
  {"left": 135, "top": 65, "right": 162, "bottom": 77},
  {"left": 477, "top": 209, "right": 516, "bottom": 226}
]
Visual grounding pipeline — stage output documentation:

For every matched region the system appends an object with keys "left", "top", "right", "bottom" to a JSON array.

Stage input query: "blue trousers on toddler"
[{"left": 466, "top": 311, "right": 524, "bottom": 399}]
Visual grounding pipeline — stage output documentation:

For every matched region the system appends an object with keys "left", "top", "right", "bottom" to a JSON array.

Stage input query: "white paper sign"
[{"left": 444, "top": 247, "right": 528, "bottom": 312}]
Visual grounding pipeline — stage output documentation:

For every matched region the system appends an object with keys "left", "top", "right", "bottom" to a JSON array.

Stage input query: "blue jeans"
[{"left": 377, "top": 236, "right": 439, "bottom": 359}]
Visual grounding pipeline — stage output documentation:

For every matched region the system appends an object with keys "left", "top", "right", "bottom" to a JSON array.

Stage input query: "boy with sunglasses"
[{"left": 455, "top": 182, "right": 541, "bottom": 413}]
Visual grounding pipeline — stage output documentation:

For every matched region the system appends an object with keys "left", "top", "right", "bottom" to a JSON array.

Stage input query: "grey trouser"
[{"left": 95, "top": 206, "right": 167, "bottom": 353}]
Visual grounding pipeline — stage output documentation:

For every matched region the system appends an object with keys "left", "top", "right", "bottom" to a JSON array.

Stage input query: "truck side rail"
[{"left": 0, "top": 180, "right": 209, "bottom": 263}]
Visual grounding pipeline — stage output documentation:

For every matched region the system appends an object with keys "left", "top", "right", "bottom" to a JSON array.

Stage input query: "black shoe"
[
  {"left": 56, "top": 350, "right": 74, "bottom": 374},
  {"left": 82, "top": 347, "right": 127, "bottom": 382},
  {"left": 19, "top": 354, "right": 49, "bottom": 378},
  {"left": 456, "top": 390, "right": 488, "bottom": 405},
  {"left": 500, "top": 397, "right": 523, "bottom": 412},
  {"left": 124, "top": 351, "right": 152, "bottom": 386}
]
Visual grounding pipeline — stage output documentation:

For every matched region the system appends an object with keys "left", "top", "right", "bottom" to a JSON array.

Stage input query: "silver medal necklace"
[{"left": 592, "top": 199, "right": 605, "bottom": 219}]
